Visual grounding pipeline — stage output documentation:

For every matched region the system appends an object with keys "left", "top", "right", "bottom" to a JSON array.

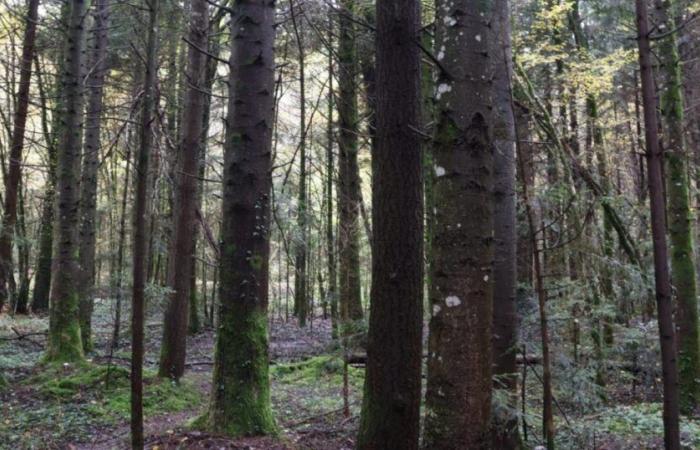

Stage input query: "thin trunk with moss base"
[
  {"left": 199, "top": 0, "right": 277, "bottom": 437},
  {"left": 654, "top": 0, "right": 700, "bottom": 414},
  {"left": 45, "top": 0, "right": 88, "bottom": 364}
]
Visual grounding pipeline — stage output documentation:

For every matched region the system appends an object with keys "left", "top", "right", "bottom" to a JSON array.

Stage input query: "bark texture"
[
  {"left": 423, "top": 1, "right": 495, "bottom": 448},
  {"left": 635, "top": 0, "right": 681, "bottom": 447},
  {"left": 356, "top": 0, "right": 423, "bottom": 448},
  {"left": 45, "top": 0, "right": 88, "bottom": 363},
  {"left": 78, "top": 0, "right": 111, "bottom": 352},
  {"left": 337, "top": 0, "right": 363, "bottom": 325},
  {"left": 202, "top": 0, "right": 277, "bottom": 437},
  {"left": 491, "top": 0, "right": 521, "bottom": 447}
]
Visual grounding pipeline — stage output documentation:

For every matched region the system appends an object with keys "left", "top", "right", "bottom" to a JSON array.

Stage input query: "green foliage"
[{"left": 558, "top": 403, "right": 700, "bottom": 449}]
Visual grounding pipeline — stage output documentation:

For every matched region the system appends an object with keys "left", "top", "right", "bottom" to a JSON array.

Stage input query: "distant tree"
[
  {"left": 159, "top": 0, "right": 209, "bottom": 381},
  {"left": 0, "top": 0, "right": 40, "bottom": 312}
]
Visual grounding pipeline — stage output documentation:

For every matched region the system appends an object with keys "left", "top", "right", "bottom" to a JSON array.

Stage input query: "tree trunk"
[
  {"left": 356, "top": 0, "right": 423, "bottom": 448},
  {"left": 289, "top": 0, "right": 308, "bottom": 327},
  {"left": 653, "top": 0, "right": 700, "bottom": 414},
  {"left": 78, "top": 0, "right": 111, "bottom": 352},
  {"left": 0, "top": 0, "right": 40, "bottom": 310},
  {"left": 158, "top": 0, "right": 208, "bottom": 381},
  {"left": 45, "top": 0, "right": 88, "bottom": 363},
  {"left": 635, "top": 1, "right": 681, "bottom": 448},
  {"left": 491, "top": 0, "right": 521, "bottom": 447},
  {"left": 202, "top": 0, "right": 277, "bottom": 436},
  {"left": 423, "top": 1, "right": 495, "bottom": 448},
  {"left": 337, "top": 0, "right": 363, "bottom": 325},
  {"left": 325, "top": 14, "right": 338, "bottom": 338},
  {"left": 131, "top": 0, "right": 159, "bottom": 446}
]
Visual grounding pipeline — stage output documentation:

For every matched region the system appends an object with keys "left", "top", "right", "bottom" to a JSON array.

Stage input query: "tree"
[
  {"left": 159, "top": 0, "right": 209, "bottom": 381},
  {"left": 78, "top": 0, "right": 111, "bottom": 352},
  {"left": 336, "top": 0, "right": 363, "bottom": 325},
  {"left": 45, "top": 0, "right": 89, "bottom": 363},
  {"left": 199, "top": 0, "right": 277, "bottom": 436},
  {"left": 653, "top": 0, "right": 700, "bottom": 414},
  {"left": 131, "top": 0, "right": 160, "bottom": 446},
  {"left": 491, "top": 0, "right": 521, "bottom": 447},
  {"left": 356, "top": 0, "right": 423, "bottom": 448},
  {"left": 289, "top": 0, "right": 309, "bottom": 327},
  {"left": 423, "top": 0, "right": 495, "bottom": 448},
  {"left": 635, "top": 0, "right": 681, "bottom": 447},
  {"left": 0, "top": 0, "right": 40, "bottom": 311}
]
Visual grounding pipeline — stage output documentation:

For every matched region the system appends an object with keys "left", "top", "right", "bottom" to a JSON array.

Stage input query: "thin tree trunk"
[
  {"left": 491, "top": 0, "right": 521, "bottom": 447},
  {"left": 158, "top": 0, "right": 208, "bottom": 381},
  {"left": 356, "top": 0, "right": 423, "bottom": 448},
  {"left": 635, "top": 1, "right": 681, "bottom": 448},
  {"left": 78, "top": 0, "right": 111, "bottom": 352},
  {"left": 289, "top": 0, "right": 308, "bottom": 327},
  {"left": 653, "top": 0, "right": 700, "bottom": 414},
  {"left": 325, "top": 16, "right": 338, "bottom": 338},
  {"left": 202, "top": 0, "right": 277, "bottom": 436},
  {"left": 0, "top": 0, "right": 40, "bottom": 310},
  {"left": 337, "top": 0, "right": 363, "bottom": 325},
  {"left": 45, "top": 0, "right": 88, "bottom": 363},
  {"left": 131, "top": 0, "right": 159, "bottom": 446}
]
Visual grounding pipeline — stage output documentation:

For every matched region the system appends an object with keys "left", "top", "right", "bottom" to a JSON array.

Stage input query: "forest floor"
[
  {"left": 0, "top": 300, "right": 360, "bottom": 449},
  {"left": 2, "top": 299, "right": 700, "bottom": 449}
]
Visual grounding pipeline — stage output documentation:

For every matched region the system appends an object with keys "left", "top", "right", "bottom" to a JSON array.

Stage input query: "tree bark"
[
  {"left": 653, "top": 0, "right": 700, "bottom": 414},
  {"left": 423, "top": 1, "right": 495, "bottom": 448},
  {"left": 491, "top": 0, "right": 521, "bottom": 448},
  {"left": 635, "top": 1, "right": 681, "bottom": 448},
  {"left": 0, "top": 0, "right": 40, "bottom": 311},
  {"left": 45, "top": 0, "right": 88, "bottom": 363},
  {"left": 131, "top": 0, "right": 159, "bottom": 446},
  {"left": 78, "top": 0, "right": 111, "bottom": 352},
  {"left": 337, "top": 0, "right": 363, "bottom": 325},
  {"left": 356, "top": 0, "right": 423, "bottom": 448},
  {"left": 202, "top": 0, "right": 277, "bottom": 436},
  {"left": 158, "top": 0, "right": 209, "bottom": 381}
]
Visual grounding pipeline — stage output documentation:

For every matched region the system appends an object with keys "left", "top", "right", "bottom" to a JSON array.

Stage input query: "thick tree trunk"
[
  {"left": 337, "top": 0, "right": 363, "bottom": 325},
  {"left": 491, "top": 1, "right": 521, "bottom": 448},
  {"left": 356, "top": 0, "right": 423, "bottom": 448},
  {"left": 635, "top": 1, "right": 681, "bottom": 448},
  {"left": 159, "top": 0, "right": 209, "bottom": 381},
  {"left": 202, "top": 0, "right": 277, "bottom": 436},
  {"left": 0, "top": 0, "right": 40, "bottom": 311},
  {"left": 653, "top": 0, "right": 700, "bottom": 414},
  {"left": 423, "top": 1, "right": 495, "bottom": 448},
  {"left": 45, "top": 0, "right": 88, "bottom": 363},
  {"left": 131, "top": 0, "right": 159, "bottom": 446},
  {"left": 78, "top": 0, "right": 111, "bottom": 352}
]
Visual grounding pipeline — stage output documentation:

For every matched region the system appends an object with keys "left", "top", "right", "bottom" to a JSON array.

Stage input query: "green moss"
[
  {"left": 271, "top": 355, "right": 344, "bottom": 380},
  {"left": 204, "top": 309, "right": 277, "bottom": 437},
  {"left": 27, "top": 363, "right": 202, "bottom": 423}
]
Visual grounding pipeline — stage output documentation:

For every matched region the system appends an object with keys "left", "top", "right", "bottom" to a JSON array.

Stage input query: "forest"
[{"left": 0, "top": 0, "right": 699, "bottom": 448}]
